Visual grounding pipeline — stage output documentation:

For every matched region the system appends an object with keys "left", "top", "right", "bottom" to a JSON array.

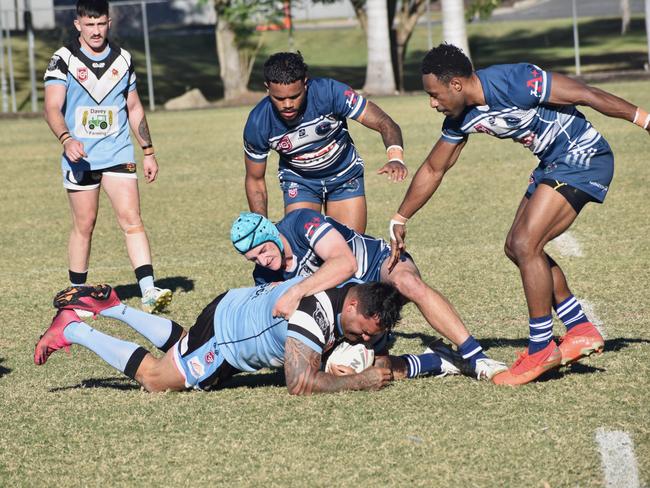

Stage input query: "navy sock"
[
  {"left": 401, "top": 353, "right": 442, "bottom": 378},
  {"left": 554, "top": 295, "right": 588, "bottom": 331},
  {"left": 458, "top": 335, "right": 487, "bottom": 369},
  {"left": 528, "top": 315, "right": 553, "bottom": 354}
]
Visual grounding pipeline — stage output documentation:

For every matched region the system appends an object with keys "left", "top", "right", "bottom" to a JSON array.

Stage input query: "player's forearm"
[
  {"left": 43, "top": 106, "right": 69, "bottom": 141},
  {"left": 292, "top": 257, "right": 357, "bottom": 298},
  {"left": 578, "top": 85, "right": 638, "bottom": 122},
  {"left": 128, "top": 108, "right": 153, "bottom": 148},
  {"left": 358, "top": 101, "right": 403, "bottom": 147},
  {"left": 397, "top": 162, "right": 444, "bottom": 218},
  {"left": 287, "top": 368, "right": 379, "bottom": 395},
  {"left": 374, "top": 355, "right": 408, "bottom": 380},
  {"left": 245, "top": 176, "right": 268, "bottom": 216}
]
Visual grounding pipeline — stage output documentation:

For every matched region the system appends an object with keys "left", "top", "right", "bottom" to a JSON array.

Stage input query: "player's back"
[{"left": 214, "top": 278, "right": 303, "bottom": 372}]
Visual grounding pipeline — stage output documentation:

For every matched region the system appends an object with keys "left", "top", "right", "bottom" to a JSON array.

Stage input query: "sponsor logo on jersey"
[
  {"left": 527, "top": 68, "right": 543, "bottom": 98},
  {"left": 528, "top": 172, "right": 535, "bottom": 185},
  {"left": 474, "top": 124, "right": 495, "bottom": 136},
  {"left": 125, "top": 163, "right": 136, "bottom": 172},
  {"left": 503, "top": 115, "right": 521, "bottom": 127},
  {"left": 344, "top": 89, "right": 359, "bottom": 108},
  {"left": 589, "top": 181, "right": 608, "bottom": 191},
  {"left": 204, "top": 351, "right": 215, "bottom": 364},
  {"left": 298, "top": 128, "right": 307, "bottom": 138},
  {"left": 77, "top": 67, "right": 88, "bottom": 82},
  {"left": 315, "top": 121, "right": 332, "bottom": 136},
  {"left": 188, "top": 357, "right": 205, "bottom": 378},
  {"left": 277, "top": 135, "right": 293, "bottom": 151},
  {"left": 91, "top": 62, "right": 105, "bottom": 68},
  {"left": 288, "top": 183, "right": 298, "bottom": 199},
  {"left": 47, "top": 55, "right": 61, "bottom": 72},
  {"left": 303, "top": 217, "right": 321, "bottom": 238},
  {"left": 312, "top": 302, "right": 329, "bottom": 336},
  {"left": 111, "top": 68, "right": 119, "bottom": 79}
]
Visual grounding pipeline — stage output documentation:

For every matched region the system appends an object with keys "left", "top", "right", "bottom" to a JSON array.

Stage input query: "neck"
[
  {"left": 79, "top": 37, "right": 108, "bottom": 55},
  {"left": 465, "top": 73, "right": 486, "bottom": 106}
]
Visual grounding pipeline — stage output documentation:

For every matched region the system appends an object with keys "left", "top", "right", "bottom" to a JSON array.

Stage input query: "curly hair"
[
  {"left": 421, "top": 43, "right": 473, "bottom": 84},
  {"left": 353, "top": 282, "right": 404, "bottom": 331},
  {"left": 263, "top": 52, "right": 308, "bottom": 85}
]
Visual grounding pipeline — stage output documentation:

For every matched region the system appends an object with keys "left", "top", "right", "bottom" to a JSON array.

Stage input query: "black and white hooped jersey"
[
  {"left": 441, "top": 63, "right": 602, "bottom": 166},
  {"left": 243, "top": 78, "right": 367, "bottom": 179},
  {"left": 44, "top": 38, "right": 136, "bottom": 170}
]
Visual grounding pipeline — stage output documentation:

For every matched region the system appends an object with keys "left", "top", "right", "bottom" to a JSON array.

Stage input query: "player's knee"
[
  {"left": 508, "top": 231, "right": 536, "bottom": 261},
  {"left": 120, "top": 217, "right": 145, "bottom": 235},
  {"left": 72, "top": 215, "right": 97, "bottom": 236}
]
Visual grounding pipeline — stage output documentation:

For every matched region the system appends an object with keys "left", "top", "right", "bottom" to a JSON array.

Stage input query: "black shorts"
[
  {"left": 525, "top": 179, "right": 596, "bottom": 214},
  {"left": 62, "top": 163, "right": 137, "bottom": 191}
]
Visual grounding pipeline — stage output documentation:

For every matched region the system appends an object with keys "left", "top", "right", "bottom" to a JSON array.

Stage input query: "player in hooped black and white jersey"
[
  {"left": 243, "top": 52, "right": 407, "bottom": 234},
  {"left": 389, "top": 44, "right": 650, "bottom": 385},
  {"left": 35, "top": 279, "right": 404, "bottom": 394},
  {"left": 43, "top": 0, "right": 171, "bottom": 313}
]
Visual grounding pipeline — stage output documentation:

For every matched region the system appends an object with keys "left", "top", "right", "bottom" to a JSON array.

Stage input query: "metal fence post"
[
  {"left": 0, "top": 10, "right": 7, "bottom": 113},
  {"left": 572, "top": 0, "right": 581, "bottom": 76},
  {"left": 6, "top": 14, "right": 17, "bottom": 112},
  {"left": 141, "top": 0, "right": 155, "bottom": 111}
]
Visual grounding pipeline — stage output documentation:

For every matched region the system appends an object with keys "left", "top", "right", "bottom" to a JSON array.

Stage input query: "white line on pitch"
[
  {"left": 595, "top": 429, "right": 640, "bottom": 488},
  {"left": 550, "top": 231, "right": 583, "bottom": 257},
  {"left": 580, "top": 299, "right": 606, "bottom": 339}
]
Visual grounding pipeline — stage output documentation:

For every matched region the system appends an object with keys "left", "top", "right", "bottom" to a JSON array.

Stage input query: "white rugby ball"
[{"left": 325, "top": 342, "right": 375, "bottom": 374}]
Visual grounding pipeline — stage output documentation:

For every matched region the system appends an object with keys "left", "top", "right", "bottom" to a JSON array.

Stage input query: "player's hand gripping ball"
[{"left": 325, "top": 342, "right": 375, "bottom": 375}]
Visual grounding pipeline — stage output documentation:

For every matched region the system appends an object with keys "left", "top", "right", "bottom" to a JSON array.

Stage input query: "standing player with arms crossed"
[
  {"left": 389, "top": 43, "right": 650, "bottom": 385},
  {"left": 243, "top": 51, "right": 407, "bottom": 234},
  {"left": 43, "top": 0, "right": 171, "bottom": 313}
]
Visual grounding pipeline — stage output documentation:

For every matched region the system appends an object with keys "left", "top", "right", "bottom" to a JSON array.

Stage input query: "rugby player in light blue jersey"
[
  {"left": 243, "top": 52, "right": 407, "bottom": 234},
  {"left": 43, "top": 0, "right": 171, "bottom": 313},
  {"left": 34, "top": 280, "right": 409, "bottom": 394},
  {"left": 389, "top": 44, "right": 650, "bottom": 385},
  {"left": 230, "top": 211, "right": 507, "bottom": 381}
]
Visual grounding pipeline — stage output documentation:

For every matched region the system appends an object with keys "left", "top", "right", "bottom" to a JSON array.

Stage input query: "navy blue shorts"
[{"left": 278, "top": 161, "right": 365, "bottom": 206}]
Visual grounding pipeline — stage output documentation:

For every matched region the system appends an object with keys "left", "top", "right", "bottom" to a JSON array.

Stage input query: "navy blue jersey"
[
  {"left": 441, "top": 63, "right": 602, "bottom": 165},
  {"left": 243, "top": 78, "right": 367, "bottom": 178},
  {"left": 44, "top": 38, "right": 137, "bottom": 171},
  {"left": 253, "top": 209, "right": 389, "bottom": 286},
  {"left": 215, "top": 277, "right": 351, "bottom": 371}
]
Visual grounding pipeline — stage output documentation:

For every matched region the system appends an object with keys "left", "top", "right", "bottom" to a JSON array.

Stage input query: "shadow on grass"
[
  {"left": 50, "top": 376, "right": 140, "bottom": 392},
  {"left": 0, "top": 357, "right": 11, "bottom": 379},
  {"left": 217, "top": 370, "right": 286, "bottom": 390},
  {"left": 113, "top": 276, "right": 195, "bottom": 301}
]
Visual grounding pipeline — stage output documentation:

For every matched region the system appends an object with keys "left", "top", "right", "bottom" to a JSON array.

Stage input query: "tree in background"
[
  {"left": 212, "top": 0, "right": 282, "bottom": 100},
  {"left": 442, "top": 0, "right": 470, "bottom": 60},
  {"left": 364, "top": 0, "right": 396, "bottom": 94}
]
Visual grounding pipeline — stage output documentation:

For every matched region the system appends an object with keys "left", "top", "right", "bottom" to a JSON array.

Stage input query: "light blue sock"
[
  {"left": 138, "top": 276, "right": 155, "bottom": 296},
  {"left": 63, "top": 322, "right": 144, "bottom": 375},
  {"left": 100, "top": 304, "right": 177, "bottom": 350}
]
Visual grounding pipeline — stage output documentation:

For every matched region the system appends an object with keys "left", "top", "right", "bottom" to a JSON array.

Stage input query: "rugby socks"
[
  {"left": 554, "top": 295, "right": 588, "bottom": 332},
  {"left": 401, "top": 352, "right": 443, "bottom": 378},
  {"left": 458, "top": 335, "right": 487, "bottom": 369},
  {"left": 528, "top": 315, "right": 553, "bottom": 354},
  {"left": 63, "top": 321, "right": 149, "bottom": 380},
  {"left": 100, "top": 304, "right": 183, "bottom": 352},
  {"left": 135, "top": 264, "right": 155, "bottom": 296},
  {"left": 69, "top": 270, "right": 88, "bottom": 287}
]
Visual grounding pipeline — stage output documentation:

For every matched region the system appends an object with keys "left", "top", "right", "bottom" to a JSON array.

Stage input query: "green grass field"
[{"left": 1, "top": 81, "right": 649, "bottom": 486}]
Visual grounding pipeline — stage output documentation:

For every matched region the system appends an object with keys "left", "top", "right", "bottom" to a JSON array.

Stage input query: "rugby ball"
[{"left": 325, "top": 342, "right": 375, "bottom": 374}]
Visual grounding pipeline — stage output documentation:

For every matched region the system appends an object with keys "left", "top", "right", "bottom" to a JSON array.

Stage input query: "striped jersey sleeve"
[{"left": 287, "top": 291, "right": 337, "bottom": 354}]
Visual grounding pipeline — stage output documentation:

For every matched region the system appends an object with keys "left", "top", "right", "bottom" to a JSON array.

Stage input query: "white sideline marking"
[
  {"left": 580, "top": 299, "right": 606, "bottom": 339},
  {"left": 550, "top": 231, "right": 583, "bottom": 257},
  {"left": 595, "top": 429, "right": 640, "bottom": 488}
]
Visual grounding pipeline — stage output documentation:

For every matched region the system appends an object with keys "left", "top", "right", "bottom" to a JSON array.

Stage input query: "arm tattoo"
[
  {"left": 359, "top": 101, "right": 403, "bottom": 148},
  {"left": 138, "top": 117, "right": 152, "bottom": 145},
  {"left": 284, "top": 338, "right": 378, "bottom": 395}
]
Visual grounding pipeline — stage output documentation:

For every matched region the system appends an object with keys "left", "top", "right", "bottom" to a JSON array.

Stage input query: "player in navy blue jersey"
[
  {"left": 43, "top": 0, "right": 171, "bottom": 313},
  {"left": 231, "top": 211, "right": 508, "bottom": 381},
  {"left": 34, "top": 281, "right": 409, "bottom": 394},
  {"left": 388, "top": 44, "right": 650, "bottom": 385},
  {"left": 243, "top": 51, "right": 407, "bottom": 234}
]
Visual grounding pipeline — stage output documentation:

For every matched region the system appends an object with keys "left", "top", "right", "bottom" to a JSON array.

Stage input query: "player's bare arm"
[
  {"left": 356, "top": 101, "right": 408, "bottom": 182},
  {"left": 244, "top": 156, "right": 269, "bottom": 216},
  {"left": 387, "top": 138, "right": 465, "bottom": 270},
  {"left": 374, "top": 354, "right": 408, "bottom": 380},
  {"left": 284, "top": 338, "right": 393, "bottom": 395},
  {"left": 126, "top": 89, "right": 158, "bottom": 183},
  {"left": 272, "top": 230, "right": 357, "bottom": 318},
  {"left": 44, "top": 84, "right": 87, "bottom": 162}
]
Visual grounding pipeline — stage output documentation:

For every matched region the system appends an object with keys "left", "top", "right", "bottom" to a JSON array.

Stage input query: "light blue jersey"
[
  {"left": 243, "top": 78, "right": 367, "bottom": 179},
  {"left": 44, "top": 38, "right": 136, "bottom": 171},
  {"left": 215, "top": 277, "right": 347, "bottom": 372}
]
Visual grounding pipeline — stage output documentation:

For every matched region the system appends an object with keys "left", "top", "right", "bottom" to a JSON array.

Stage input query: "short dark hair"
[
  {"left": 421, "top": 43, "right": 473, "bottom": 84},
  {"left": 353, "top": 282, "right": 404, "bottom": 331},
  {"left": 263, "top": 52, "right": 308, "bottom": 85},
  {"left": 76, "top": 0, "right": 109, "bottom": 18}
]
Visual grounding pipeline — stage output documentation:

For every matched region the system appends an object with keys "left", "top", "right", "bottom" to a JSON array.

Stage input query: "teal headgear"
[{"left": 231, "top": 212, "right": 284, "bottom": 254}]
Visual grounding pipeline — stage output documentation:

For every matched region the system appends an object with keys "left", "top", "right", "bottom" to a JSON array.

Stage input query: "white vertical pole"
[
  {"left": 6, "top": 15, "right": 16, "bottom": 112},
  {"left": 572, "top": 0, "right": 581, "bottom": 75},
  {"left": 25, "top": 0, "right": 37, "bottom": 111},
  {"left": 426, "top": 0, "right": 432, "bottom": 50},
  {"left": 0, "top": 10, "right": 8, "bottom": 113},
  {"left": 141, "top": 1, "right": 154, "bottom": 111},
  {"left": 645, "top": 0, "right": 650, "bottom": 70}
]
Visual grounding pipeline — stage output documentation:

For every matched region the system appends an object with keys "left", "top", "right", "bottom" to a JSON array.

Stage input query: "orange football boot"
[
  {"left": 558, "top": 322, "right": 604, "bottom": 365},
  {"left": 492, "top": 341, "right": 561, "bottom": 386}
]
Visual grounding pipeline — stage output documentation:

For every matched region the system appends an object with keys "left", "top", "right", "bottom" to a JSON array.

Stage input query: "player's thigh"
[
  {"left": 67, "top": 188, "right": 101, "bottom": 227},
  {"left": 325, "top": 197, "right": 367, "bottom": 233},
  {"left": 510, "top": 184, "right": 578, "bottom": 250},
  {"left": 379, "top": 254, "right": 421, "bottom": 296},
  {"left": 285, "top": 200, "right": 322, "bottom": 215},
  {"left": 101, "top": 167, "right": 141, "bottom": 219},
  {"left": 137, "top": 350, "right": 186, "bottom": 392}
]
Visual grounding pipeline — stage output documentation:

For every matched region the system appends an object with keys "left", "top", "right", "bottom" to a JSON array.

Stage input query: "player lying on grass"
[
  {"left": 387, "top": 44, "right": 649, "bottom": 385},
  {"left": 34, "top": 281, "right": 464, "bottom": 393},
  {"left": 231, "top": 210, "right": 507, "bottom": 381}
]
